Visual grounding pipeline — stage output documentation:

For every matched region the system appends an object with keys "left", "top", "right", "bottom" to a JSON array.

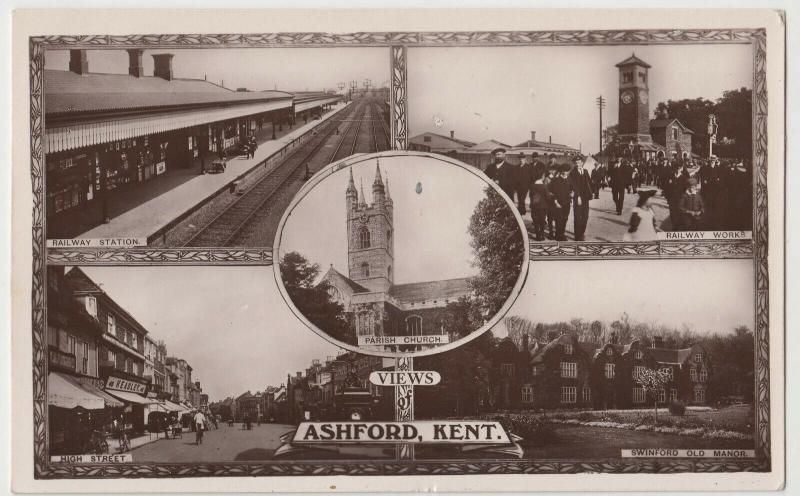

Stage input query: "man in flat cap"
[
  {"left": 548, "top": 163, "right": 573, "bottom": 241},
  {"left": 569, "top": 155, "right": 595, "bottom": 241}
]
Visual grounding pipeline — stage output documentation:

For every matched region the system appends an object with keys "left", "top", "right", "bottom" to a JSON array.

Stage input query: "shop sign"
[
  {"left": 155, "top": 161, "right": 166, "bottom": 175},
  {"left": 76, "top": 376, "right": 106, "bottom": 390},
  {"left": 106, "top": 376, "right": 147, "bottom": 394},
  {"left": 48, "top": 348, "right": 76, "bottom": 373}
]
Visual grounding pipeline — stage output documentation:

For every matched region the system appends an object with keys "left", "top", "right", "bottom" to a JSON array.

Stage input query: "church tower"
[
  {"left": 346, "top": 163, "right": 394, "bottom": 293},
  {"left": 616, "top": 53, "right": 652, "bottom": 145}
]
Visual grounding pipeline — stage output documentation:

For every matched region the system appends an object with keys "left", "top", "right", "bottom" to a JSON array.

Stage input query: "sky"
[
  {"left": 496, "top": 258, "right": 754, "bottom": 337},
  {"left": 407, "top": 43, "right": 753, "bottom": 154},
  {"left": 75, "top": 265, "right": 342, "bottom": 402},
  {"left": 45, "top": 47, "right": 389, "bottom": 93},
  {"left": 278, "top": 154, "right": 492, "bottom": 284}
]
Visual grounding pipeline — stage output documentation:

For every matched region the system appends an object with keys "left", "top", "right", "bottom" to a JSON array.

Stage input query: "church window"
[
  {"left": 357, "top": 312, "right": 374, "bottom": 336},
  {"left": 358, "top": 227, "right": 370, "bottom": 249},
  {"left": 406, "top": 316, "right": 422, "bottom": 336},
  {"left": 672, "top": 127, "right": 679, "bottom": 140},
  {"left": 361, "top": 263, "right": 369, "bottom": 278}
]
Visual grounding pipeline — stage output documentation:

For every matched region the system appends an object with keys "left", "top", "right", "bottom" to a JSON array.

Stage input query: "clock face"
[
  {"left": 620, "top": 91, "right": 634, "bottom": 105},
  {"left": 638, "top": 90, "right": 649, "bottom": 104}
]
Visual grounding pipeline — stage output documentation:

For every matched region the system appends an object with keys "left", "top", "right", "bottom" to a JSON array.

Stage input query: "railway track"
[{"left": 183, "top": 97, "right": 387, "bottom": 247}]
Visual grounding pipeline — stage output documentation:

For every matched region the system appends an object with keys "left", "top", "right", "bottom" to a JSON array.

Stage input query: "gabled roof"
[
  {"left": 45, "top": 69, "right": 293, "bottom": 115},
  {"left": 615, "top": 54, "right": 652, "bottom": 68},
  {"left": 410, "top": 131, "right": 476, "bottom": 148},
  {"left": 649, "top": 118, "right": 695, "bottom": 134},
  {"left": 321, "top": 266, "right": 370, "bottom": 294},
  {"left": 514, "top": 139, "right": 579, "bottom": 152},
  {"left": 467, "top": 139, "right": 512, "bottom": 151},
  {"left": 530, "top": 334, "right": 596, "bottom": 364},
  {"left": 389, "top": 277, "right": 472, "bottom": 304}
]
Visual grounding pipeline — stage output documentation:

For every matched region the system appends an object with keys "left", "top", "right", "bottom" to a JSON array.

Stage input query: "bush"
[
  {"left": 490, "top": 414, "right": 556, "bottom": 447},
  {"left": 668, "top": 401, "right": 686, "bottom": 416}
]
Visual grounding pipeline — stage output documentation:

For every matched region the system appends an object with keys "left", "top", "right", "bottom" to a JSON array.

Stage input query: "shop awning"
[
  {"left": 161, "top": 400, "right": 184, "bottom": 412},
  {"left": 106, "top": 389, "right": 156, "bottom": 405},
  {"left": 48, "top": 372, "right": 105, "bottom": 410},
  {"left": 77, "top": 381, "right": 124, "bottom": 408}
]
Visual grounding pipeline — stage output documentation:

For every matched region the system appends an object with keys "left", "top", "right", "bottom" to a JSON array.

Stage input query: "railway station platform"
[{"left": 75, "top": 101, "right": 350, "bottom": 243}]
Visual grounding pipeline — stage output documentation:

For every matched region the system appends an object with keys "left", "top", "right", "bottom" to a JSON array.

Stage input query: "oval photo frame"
[{"left": 273, "top": 150, "right": 530, "bottom": 358}]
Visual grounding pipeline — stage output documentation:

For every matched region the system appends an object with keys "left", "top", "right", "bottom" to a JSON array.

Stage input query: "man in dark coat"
[
  {"left": 549, "top": 163, "right": 573, "bottom": 241},
  {"left": 607, "top": 158, "right": 629, "bottom": 215},
  {"left": 663, "top": 166, "right": 689, "bottom": 231},
  {"left": 488, "top": 147, "right": 524, "bottom": 214},
  {"left": 569, "top": 156, "right": 596, "bottom": 241}
]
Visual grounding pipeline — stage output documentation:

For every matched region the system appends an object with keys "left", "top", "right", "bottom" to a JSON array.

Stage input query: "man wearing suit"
[
  {"left": 548, "top": 163, "right": 573, "bottom": 241},
  {"left": 488, "top": 147, "right": 524, "bottom": 214},
  {"left": 569, "top": 156, "right": 596, "bottom": 241},
  {"left": 607, "top": 157, "right": 630, "bottom": 215}
]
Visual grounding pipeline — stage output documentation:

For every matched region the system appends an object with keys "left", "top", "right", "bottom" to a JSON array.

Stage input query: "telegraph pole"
[{"left": 596, "top": 95, "right": 606, "bottom": 154}]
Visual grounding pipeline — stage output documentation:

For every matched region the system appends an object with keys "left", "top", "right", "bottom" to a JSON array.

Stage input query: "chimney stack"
[
  {"left": 152, "top": 53, "right": 174, "bottom": 81},
  {"left": 450, "top": 130, "right": 455, "bottom": 139},
  {"left": 69, "top": 49, "right": 89, "bottom": 75},
  {"left": 127, "top": 49, "right": 144, "bottom": 78},
  {"left": 531, "top": 131, "right": 536, "bottom": 142},
  {"left": 549, "top": 135, "right": 552, "bottom": 144}
]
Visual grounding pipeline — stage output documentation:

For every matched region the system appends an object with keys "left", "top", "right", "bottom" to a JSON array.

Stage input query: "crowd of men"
[{"left": 483, "top": 147, "right": 753, "bottom": 241}]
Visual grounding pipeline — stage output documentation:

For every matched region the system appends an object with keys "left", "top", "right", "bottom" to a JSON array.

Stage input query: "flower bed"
[{"left": 547, "top": 417, "right": 752, "bottom": 441}]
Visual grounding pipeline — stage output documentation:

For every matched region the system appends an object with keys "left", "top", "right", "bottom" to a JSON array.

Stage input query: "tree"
[
  {"left": 635, "top": 367, "right": 672, "bottom": 423},
  {"left": 467, "top": 186, "right": 525, "bottom": 319},
  {"left": 279, "top": 251, "right": 351, "bottom": 343},
  {"left": 504, "top": 315, "right": 536, "bottom": 349},
  {"left": 602, "top": 124, "right": 618, "bottom": 153}
]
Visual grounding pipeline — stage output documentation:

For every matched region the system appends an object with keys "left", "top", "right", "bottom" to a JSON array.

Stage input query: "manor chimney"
[
  {"left": 450, "top": 130, "right": 455, "bottom": 139},
  {"left": 531, "top": 131, "right": 536, "bottom": 142}
]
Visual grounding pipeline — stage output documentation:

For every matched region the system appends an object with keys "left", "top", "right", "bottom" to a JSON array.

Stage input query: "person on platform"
[
  {"left": 569, "top": 156, "right": 596, "bottom": 241},
  {"left": 543, "top": 164, "right": 558, "bottom": 239},
  {"left": 487, "top": 147, "right": 524, "bottom": 214},
  {"left": 680, "top": 178, "right": 705, "bottom": 231},
  {"left": 549, "top": 164, "right": 573, "bottom": 241},
  {"left": 193, "top": 410, "right": 206, "bottom": 446},
  {"left": 529, "top": 168, "right": 551, "bottom": 241},
  {"left": 607, "top": 158, "right": 629, "bottom": 215},
  {"left": 623, "top": 189, "right": 660, "bottom": 242},
  {"left": 663, "top": 166, "right": 689, "bottom": 231}
]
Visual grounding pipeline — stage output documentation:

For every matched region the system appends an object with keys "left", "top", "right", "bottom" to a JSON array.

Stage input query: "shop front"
[{"left": 102, "top": 373, "right": 153, "bottom": 435}]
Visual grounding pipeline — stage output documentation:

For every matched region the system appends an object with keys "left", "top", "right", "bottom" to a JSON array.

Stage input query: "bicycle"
[
  {"left": 117, "top": 431, "right": 131, "bottom": 453},
  {"left": 87, "top": 430, "right": 108, "bottom": 454}
]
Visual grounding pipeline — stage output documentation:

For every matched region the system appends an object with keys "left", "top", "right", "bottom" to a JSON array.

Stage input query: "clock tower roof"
[{"left": 615, "top": 53, "right": 651, "bottom": 69}]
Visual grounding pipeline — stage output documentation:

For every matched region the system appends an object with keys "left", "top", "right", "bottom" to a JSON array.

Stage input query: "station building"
[{"left": 44, "top": 49, "right": 341, "bottom": 231}]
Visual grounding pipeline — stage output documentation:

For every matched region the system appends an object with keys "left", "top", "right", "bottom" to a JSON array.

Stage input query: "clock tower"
[
  {"left": 616, "top": 53, "right": 652, "bottom": 146},
  {"left": 346, "top": 164, "right": 394, "bottom": 293}
]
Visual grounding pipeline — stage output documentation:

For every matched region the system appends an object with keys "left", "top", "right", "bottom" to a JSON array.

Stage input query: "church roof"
[
  {"left": 321, "top": 266, "right": 370, "bottom": 294},
  {"left": 389, "top": 277, "right": 472, "bottom": 304},
  {"left": 615, "top": 53, "right": 651, "bottom": 68}
]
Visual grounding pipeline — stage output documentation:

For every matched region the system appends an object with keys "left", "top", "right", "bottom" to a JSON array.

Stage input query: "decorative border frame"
[{"left": 31, "top": 28, "right": 769, "bottom": 478}]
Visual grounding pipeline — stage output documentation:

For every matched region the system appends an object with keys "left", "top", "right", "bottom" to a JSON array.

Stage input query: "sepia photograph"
[
  {"left": 276, "top": 152, "right": 528, "bottom": 355},
  {"left": 408, "top": 44, "right": 754, "bottom": 242},
  {"left": 43, "top": 47, "right": 391, "bottom": 247},
  {"left": 11, "top": 7, "right": 784, "bottom": 492},
  {"left": 414, "top": 258, "right": 757, "bottom": 459}
]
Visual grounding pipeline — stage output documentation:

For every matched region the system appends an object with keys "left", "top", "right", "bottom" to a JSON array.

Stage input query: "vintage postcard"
[{"left": 10, "top": 8, "right": 785, "bottom": 493}]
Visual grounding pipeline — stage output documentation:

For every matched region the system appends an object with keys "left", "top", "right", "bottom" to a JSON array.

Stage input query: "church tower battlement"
[{"left": 346, "top": 163, "right": 394, "bottom": 293}]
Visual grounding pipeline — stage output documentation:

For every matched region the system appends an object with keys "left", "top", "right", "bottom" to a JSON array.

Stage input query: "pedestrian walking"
[
  {"left": 623, "top": 189, "right": 660, "bottom": 241},
  {"left": 607, "top": 158, "right": 629, "bottom": 215},
  {"left": 193, "top": 410, "right": 206, "bottom": 445},
  {"left": 680, "top": 178, "right": 705, "bottom": 231},
  {"left": 529, "top": 169, "right": 550, "bottom": 241},
  {"left": 549, "top": 164, "right": 573, "bottom": 241},
  {"left": 543, "top": 164, "right": 558, "bottom": 239},
  {"left": 569, "top": 156, "right": 595, "bottom": 241}
]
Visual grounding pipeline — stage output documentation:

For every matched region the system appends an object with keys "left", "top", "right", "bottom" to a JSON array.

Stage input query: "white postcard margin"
[{"left": 9, "top": 7, "right": 785, "bottom": 493}]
